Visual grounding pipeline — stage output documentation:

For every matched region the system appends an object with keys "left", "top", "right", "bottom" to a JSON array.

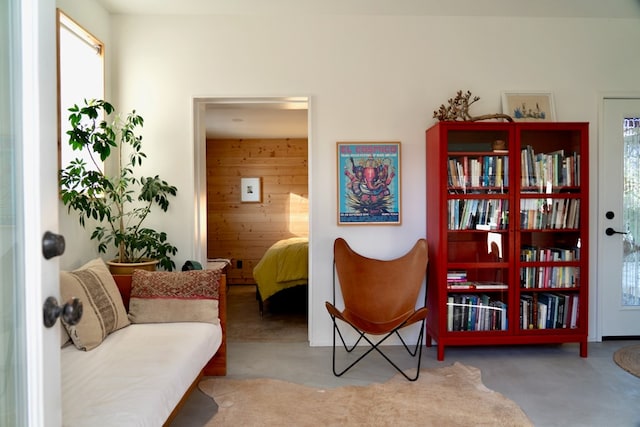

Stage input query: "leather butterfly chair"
[{"left": 325, "top": 238, "right": 429, "bottom": 381}]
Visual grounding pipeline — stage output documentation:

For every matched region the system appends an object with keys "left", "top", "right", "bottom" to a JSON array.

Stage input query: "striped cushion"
[
  {"left": 128, "top": 269, "right": 221, "bottom": 324},
  {"left": 60, "top": 258, "right": 130, "bottom": 351}
]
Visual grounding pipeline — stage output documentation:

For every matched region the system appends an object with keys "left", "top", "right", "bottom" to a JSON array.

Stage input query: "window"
[{"left": 57, "top": 9, "right": 104, "bottom": 169}]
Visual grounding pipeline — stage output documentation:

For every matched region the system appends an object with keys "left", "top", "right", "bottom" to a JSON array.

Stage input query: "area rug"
[
  {"left": 199, "top": 362, "right": 532, "bottom": 426},
  {"left": 613, "top": 344, "right": 640, "bottom": 378}
]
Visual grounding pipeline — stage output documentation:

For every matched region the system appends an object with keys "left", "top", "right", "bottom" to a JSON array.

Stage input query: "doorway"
[
  {"left": 598, "top": 97, "right": 640, "bottom": 338},
  {"left": 193, "top": 96, "right": 310, "bottom": 338}
]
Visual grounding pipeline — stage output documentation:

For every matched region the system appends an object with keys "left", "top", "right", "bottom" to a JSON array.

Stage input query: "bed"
[
  {"left": 62, "top": 322, "right": 221, "bottom": 426},
  {"left": 252, "top": 237, "right": 309, "bottom": 311},
  {"left": 60, "top": 260, "right": 226, "bottom": 426}
]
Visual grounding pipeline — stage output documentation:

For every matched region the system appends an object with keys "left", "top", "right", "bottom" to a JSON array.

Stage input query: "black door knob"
[
  {"left": 42, "top": 231, "right": 65, "bottom": 259},
  {"left": 605, "top": 227, "right": 627, "bottom": 236},
  {"left": 43, "top": 297, "right": 82, "bottom": 328}
]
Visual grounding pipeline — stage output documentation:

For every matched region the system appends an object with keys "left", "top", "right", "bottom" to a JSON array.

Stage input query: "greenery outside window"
[{"left": 56, "top": 9, "right": 104, "bottom": 170}]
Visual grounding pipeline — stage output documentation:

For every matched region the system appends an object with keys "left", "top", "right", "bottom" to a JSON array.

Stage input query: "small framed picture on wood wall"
[{"left": 240, "top": 177, "right": 262, "bottom": 203}]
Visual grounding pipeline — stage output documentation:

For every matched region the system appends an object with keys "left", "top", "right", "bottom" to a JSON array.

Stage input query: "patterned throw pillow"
[
  {"left": 60, "top": 322, "right": 71, "bottom": 348},
  {"left": 128, "top": 269, "right": 221, "bottom": 324},
  {"left": 60, "top": 258, "right": 130, "bottom": 351}
]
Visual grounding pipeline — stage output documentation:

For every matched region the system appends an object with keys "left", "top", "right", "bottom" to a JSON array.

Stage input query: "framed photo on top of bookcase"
[
  {"left": 336, "top": 141, "right": 401, "bottom": 225},
  {"left": 501, "top": 91, "right": 556, "bottom": 122}
]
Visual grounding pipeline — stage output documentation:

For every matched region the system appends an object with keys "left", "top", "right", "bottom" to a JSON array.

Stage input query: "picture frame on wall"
[
  {"left": 337, "top": 141, "right": 401, "bottom": 225},
  {"left": 240, "top": 177, "right": 262, "bottom": 203},
  {"left": 501, "top": 91, "right": 556, "bottom": 122}
]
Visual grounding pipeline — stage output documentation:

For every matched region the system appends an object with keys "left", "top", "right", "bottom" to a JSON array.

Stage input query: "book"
[
  {"left": 537, "top": 300, "right": 548, "bottom": 329},
  {"left": 447, "top": 296, "right": 454, "bottom": 331},
  {"left": 570, "top": 294, "right": 579, "bottom": 328},
  {"left": 447, "top": 281, "right": 508, "bottom": 290},
  {"left": 452, "top": 295, "right": 464, "bottom": 331},
  {"left": 447, "top": 270, "right": 467, "bottom": 281},
  {"left": 520, "top": 295, "right": 534, "bottom": 330},
  {"left": 448, "top": 283, "right": 475, "bottom": 290},
  {"left": 474, "top": 282, "right": 509, "bottom": 290}
]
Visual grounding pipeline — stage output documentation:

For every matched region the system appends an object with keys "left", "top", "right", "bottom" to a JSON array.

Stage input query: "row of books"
[
  {"left": 520, "top": 293, "right": 579, "bottom": 330},
  {"left": 447, "top": 155, "right": 509, "bottom": 189},
  {"left": 448, "top": 199, "right": 509, "bottom": 230},
  {"left": 447, "top": 270, "right": 468, "bottom": 282},
  {"left": 447, "top": 282, "right": 509, "bottom": 290},
  {"left": 520, "top": 198, "right": 580, "bottom": 229},
  {"left": 520, "top": 266, "right": 580, "bottom": 289},
  {"left": 520, "top": 245, "right": 580, "bottom": 262},
  {"left": 447, "top": 294, "right": 508, "bottom": 332},
  {"left": 521, "top": 146, "right": 581, "bottom": 189}
]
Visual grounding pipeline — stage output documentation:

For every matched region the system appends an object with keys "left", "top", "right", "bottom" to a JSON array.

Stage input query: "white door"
[
  {"left": 599, "top": 97, "right": 640, "bottom": 338},
  {"left": 1, "top": 0, "right": 61, "bottom": 425}
]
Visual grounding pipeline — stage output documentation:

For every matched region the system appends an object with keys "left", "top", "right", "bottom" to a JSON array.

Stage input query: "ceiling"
[
  {"left": 96, "top": 0, "right": 640, "bottom": 18},
  {"left": 96, "top": 0, "right": 639, "bottom": 139},
  {"left": 205, "top": 101, "right": 308, "bottom": 139}
]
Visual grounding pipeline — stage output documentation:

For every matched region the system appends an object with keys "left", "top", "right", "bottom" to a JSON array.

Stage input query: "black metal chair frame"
[{"left": 328, "top": 259, "right": 427, "bottom": 382}]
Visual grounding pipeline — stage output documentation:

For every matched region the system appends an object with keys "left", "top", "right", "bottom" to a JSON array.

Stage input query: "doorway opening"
[{"left": 193, "top": 96, "right": 310, "bottom": 340}]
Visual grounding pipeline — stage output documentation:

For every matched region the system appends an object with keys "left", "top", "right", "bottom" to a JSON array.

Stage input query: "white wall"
[{"left": 60, "top": 1, "right": 640, "bottom": 345}]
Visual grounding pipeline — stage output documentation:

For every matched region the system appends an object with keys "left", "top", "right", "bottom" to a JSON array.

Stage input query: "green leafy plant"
[{"left": 59, "top": 99, "right": 178, "bottom": 270}]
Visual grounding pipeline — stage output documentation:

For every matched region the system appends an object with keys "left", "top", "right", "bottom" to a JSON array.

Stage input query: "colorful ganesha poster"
[{"left": 337, "top": 142, "right": 401, "bottom": 225}]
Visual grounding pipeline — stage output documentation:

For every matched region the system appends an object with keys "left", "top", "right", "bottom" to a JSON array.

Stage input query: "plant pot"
[{"left": 106, "top": 259, "right": 159, "bottom": 275}]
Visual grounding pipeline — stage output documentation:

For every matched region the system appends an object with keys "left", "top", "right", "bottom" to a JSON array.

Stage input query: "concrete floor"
[{"left": 171, "top": 339, "right": 640, "bottom": 426}]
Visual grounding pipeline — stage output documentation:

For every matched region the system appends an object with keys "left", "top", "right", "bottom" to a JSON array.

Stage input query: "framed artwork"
[
  {"left": 501, "top": 91, "right": 556, "bottom": 122},
  {"left": 337, "top": 141, "right": 401, "bottom": 225},
  {"left": 240, "top": 177, "right": 262, "bottom": 203}
]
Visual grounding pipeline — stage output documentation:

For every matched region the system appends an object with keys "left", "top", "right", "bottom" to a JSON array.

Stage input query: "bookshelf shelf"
[{"left": 426, "top": 121, "right": 589, "bottom": 361}]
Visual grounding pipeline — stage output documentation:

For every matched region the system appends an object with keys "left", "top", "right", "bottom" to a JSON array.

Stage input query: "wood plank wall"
[{"left": 206, "top": 138, "right": 309, "bottom": 285}]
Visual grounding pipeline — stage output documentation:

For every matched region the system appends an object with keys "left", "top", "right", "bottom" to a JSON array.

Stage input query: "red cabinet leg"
[{"left": 580, "top": 340, "right": 588, "bottom": 357}]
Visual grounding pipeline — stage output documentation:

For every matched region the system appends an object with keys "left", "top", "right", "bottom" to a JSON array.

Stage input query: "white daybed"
[{"left": 59, "top": 260, "right": 227, "bottom": 427}]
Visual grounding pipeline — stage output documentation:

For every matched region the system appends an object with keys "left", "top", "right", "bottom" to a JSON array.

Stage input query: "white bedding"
[{"left": 61, "top": 322, "right": 222, "bottom": 427}]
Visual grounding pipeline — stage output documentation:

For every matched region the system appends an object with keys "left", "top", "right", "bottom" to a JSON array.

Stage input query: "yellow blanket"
[{"left": 252, "top": 237, "right": 308, "bottom": 301}]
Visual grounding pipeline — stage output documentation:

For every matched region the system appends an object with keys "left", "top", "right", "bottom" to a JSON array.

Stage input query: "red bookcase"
[{"left": 425, "top": 121, "right": 589, "bottom": 361}]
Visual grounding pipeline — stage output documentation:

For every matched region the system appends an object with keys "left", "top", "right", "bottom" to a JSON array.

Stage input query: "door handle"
[
  {"left": 42, "top": 231, "right": 65, "bottom": 259},
  {"left": 605, "top": 227, "right": 628, "bottom": 236},
  {"left": 43, "top": 297, "right": 82, "bottom": 328}
]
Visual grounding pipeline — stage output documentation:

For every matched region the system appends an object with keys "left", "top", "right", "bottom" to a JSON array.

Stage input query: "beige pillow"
[
  {"left": 60, "top": 258, "right": 130, "bottom": 351},
  {"left": 128, "top": 269, "right": 221, "bottom": 324},
  {"left": 60, "top": 322, "right": 71, "bottom": 348}
]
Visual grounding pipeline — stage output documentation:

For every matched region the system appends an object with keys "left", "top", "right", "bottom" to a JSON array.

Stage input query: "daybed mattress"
[{"left": 61, "top": 321, "right": 222, "bottom": 427}]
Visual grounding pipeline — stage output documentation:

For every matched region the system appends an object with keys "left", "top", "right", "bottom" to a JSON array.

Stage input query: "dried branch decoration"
[{"left": 433, "top": 90, "right": 513, "bottom": 122}]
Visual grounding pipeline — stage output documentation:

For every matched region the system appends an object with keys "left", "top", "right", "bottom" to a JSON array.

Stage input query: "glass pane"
[
  {"left": 519, "top": 292, "right": 579, "bottom": 330},
  {"left": 446, "top": 129, "right": 510, "bottom": 196},
  {"left": 519, "top": 130, "right": 582, "bottom": 194},
  {"left": 0, "top": 0, "right": 25, "bottom": 424},
  {"left": 520, "top": 198, "right": 580, "bottom": 229},
  {"left": 623, "top": 117, "right": 640, "bottom": 306},
  {"left": 519, "top": 267, "right": 579, "bottom": 289},
  {"left": 447, "top": 293, "right": 508, "bottom": 331},
  {"left": 447, "top": 198, "right": 509, "bottom": 230},
  {"left": 58, "top": 10, "right": 104, "bottom": 170},
  {"left": 447, "top": 154, "right": 509, "bottom": 194},
  {"left": 448, "top": 231, "right": 509, "bottom": 263}
]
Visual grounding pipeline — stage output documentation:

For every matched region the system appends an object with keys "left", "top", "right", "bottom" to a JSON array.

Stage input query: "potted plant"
[{"left": 59, "top": 99, "right": 178, "bottom": 272}]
